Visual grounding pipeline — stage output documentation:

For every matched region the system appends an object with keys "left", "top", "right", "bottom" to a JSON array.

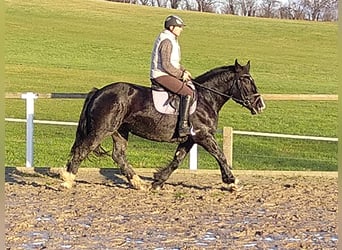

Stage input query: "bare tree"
[
  {"left": 287, "top": 0, "right": 306, "bottom": 19},
  {"left": 139, "top": 0, "right": 151, "bottom": 5},
  {"left": 244, "top": 0, "right": 258, "bottom": 16},
  {"left": 225, "top": 0, "right": 237, "bottom": 14},
  {"left": 194, "top": 0, "right": 217, "bottom": 12},
  {"left": 152, "top": 0, "right": 168, "bottom": 7},
  {"left": 106, "top": 0, "right": 138, "bottom": 3},
  {"left": 303, "top": 0, "right": 321, "bottom": 20},
  {"left": 182, "top": 0, "right": 197, "bottom": 10},
  {"left": 258, "top": 0, "right": 281, "bottom": 18},
  {"left": 320, "top": 0, "right": 338, "bottom": 20},
  {"left": 222, "top": 0, "right": 257, "bottom": 15},
  {"left": 169, "top": 0, "right": 182, "bottom": 8},
  {"left": 279, "top": 0, "right": 337, "bottom": 20},
  {"left": 279, "top": 5, "right": 294, "bottom": 19},
  {"left": 302, "top": 0, "right": 336, "bottom": 20},
  {"left": 105, "top": 0, "right": 337, "bottom": 21}
]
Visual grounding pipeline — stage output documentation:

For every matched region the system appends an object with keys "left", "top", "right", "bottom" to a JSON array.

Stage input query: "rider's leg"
[
  {"left": 152, "top": 75, "right": 193, "bottom": 96},
  {"left": 152, "top": 76, "right": 194, "bottom": 137},
  {"left": 178, "top": 94, "right": 192, "bottom": 137}
]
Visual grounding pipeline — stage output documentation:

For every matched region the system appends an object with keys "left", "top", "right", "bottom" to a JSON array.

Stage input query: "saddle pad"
[{"left": 152, "top": 90, "right": 197, "bottom": 115}]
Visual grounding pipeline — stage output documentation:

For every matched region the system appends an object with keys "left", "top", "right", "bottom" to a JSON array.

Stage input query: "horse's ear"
[
  {"left": 234, "top": 59, "right": 242, "bottom": 72},
  {"left": 246, "top": 60, "right": 250, "bottom": 72}
]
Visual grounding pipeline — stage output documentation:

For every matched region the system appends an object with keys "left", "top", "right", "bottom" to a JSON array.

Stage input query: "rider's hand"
[{"left": 182, "top": 70, "right": 192, "bottom": 82}]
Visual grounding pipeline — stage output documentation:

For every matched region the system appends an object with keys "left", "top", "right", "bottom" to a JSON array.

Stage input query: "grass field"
[{"left": 4, "top": 0, "right": 338, "bottom": 171}]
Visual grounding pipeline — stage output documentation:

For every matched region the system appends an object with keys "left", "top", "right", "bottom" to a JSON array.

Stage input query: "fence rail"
[
  {"left": 261, "top": 94, "right": 338, "bottom": 101},
  {"left": 5, "top": 117, "right": 338, "bottom": 168},
  {"left": 5, "top": 117, "right": 338, "bottom": 142},
  {"left": 5, "top": 92, "right": 338, "bottom": 100},
  {"left": 5, "top": 92, "right": 338, "bottom": 168}
]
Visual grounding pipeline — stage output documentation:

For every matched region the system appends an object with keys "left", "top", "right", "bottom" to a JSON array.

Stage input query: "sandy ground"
[{"left": 5, "top": 167, "right": 338, "bottom": 249}]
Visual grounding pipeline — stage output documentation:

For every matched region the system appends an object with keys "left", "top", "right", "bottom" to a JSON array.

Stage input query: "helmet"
[{"left": 164, "top": 15, "right": 186, "bottom": 29}]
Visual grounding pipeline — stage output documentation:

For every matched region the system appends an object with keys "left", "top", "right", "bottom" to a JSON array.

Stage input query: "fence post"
[
  {"left": 21, "top": 92, "right": 38, "bottom": 167},
  {"left": 189, "top": 143, "right": 198, "bottom": 170},
  {"left": 223, "top": 127, "right": 233, "bottom": 166}
]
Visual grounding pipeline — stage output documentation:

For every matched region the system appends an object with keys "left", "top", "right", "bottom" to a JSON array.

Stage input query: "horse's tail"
[
  {"left": 71, "top": 88, "right": 109, "bottom": 157},
  {"left": 75, "top": 88, "right": 97, "bottom": 142}
]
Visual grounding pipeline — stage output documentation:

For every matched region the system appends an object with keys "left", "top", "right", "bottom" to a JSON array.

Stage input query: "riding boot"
[{"left": 178, "top": 95, "right": 192, "bottom": 137}]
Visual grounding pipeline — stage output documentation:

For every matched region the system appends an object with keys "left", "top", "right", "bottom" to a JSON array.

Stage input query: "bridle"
[{"left": 191, "top": 73, "right": 261, "bottom": 108}]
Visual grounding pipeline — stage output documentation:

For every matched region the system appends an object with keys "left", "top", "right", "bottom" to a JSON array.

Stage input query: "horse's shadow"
[
  {"left": 4, "top": 167, "right": 148, "bottom": 189},
  {"left": 5, "top": 167, "right": 64, "bottom": 191},
  {"left": 5, "top": 167, "right": 213, "bottom": 191},
  {"left": 5, "top": 167, "right": 58, "bottom": 182},
  {"left": 4, "top": 167, "right": 130, "bottom": 189},
  {"left": 167, "top": 181, "right": 214, "bottom": 191}
]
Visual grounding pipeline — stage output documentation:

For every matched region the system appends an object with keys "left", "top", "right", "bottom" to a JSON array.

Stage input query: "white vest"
[{"left": 150, "top": 30, "right": 181, "bottom": 79}]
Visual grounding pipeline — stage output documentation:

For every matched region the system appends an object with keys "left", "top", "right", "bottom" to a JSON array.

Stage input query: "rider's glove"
[{"left": 182, "top": 70, "right": 192, "bottom": 82}]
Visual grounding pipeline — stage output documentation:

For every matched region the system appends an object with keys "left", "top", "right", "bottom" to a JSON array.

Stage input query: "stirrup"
[
  {"left": 178, "top": 122, "right": 192, "bottom": 137},
  {"left": 178, "top": 127, "right": 191, "bottom": 137}
]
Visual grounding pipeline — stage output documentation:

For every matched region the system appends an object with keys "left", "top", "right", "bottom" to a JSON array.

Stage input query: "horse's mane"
[{"left": 194, "top": 65, "right": 236, "bottom": 84}]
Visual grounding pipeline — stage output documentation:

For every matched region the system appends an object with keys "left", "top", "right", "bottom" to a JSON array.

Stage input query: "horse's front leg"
[
  {"left": 152, "top": 139, "right": 194, "bottom": 190},
  {"left": 197, "top": 134, "right": 239, "bottom": 190}
]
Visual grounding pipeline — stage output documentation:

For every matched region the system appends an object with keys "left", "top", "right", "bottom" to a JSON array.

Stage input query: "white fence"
[{"left": 5, "top": 92, "right": 338, "bottom": 169}]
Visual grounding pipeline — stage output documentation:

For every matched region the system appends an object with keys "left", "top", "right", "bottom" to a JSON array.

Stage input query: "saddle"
[{"left": 151, "top": 80, "right": 197, "bottom": 115}]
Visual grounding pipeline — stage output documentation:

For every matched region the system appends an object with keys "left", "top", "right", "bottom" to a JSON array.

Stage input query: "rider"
[{"left": 150, "top": 15, "right": 194, "bottom": 137}]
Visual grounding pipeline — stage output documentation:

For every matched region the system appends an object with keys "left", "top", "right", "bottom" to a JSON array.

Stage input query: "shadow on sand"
[{"left": 5, "top": 167, "right": 215, "bottom": 191}]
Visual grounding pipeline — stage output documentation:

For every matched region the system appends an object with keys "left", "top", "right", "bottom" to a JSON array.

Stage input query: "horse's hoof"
[
  {"left": 151, "top": 179, "right": 165, "bottom": 190},
  {"left": 130, "top": 175, "right": 148, "bottom": 190},
  {"left": 153, "top": 186, "right": 161, "bottom": 191},
  {"left": 151, "top": 183, "right": 162, "bottom": 191},
  {"left": 224, "top": 178, "right": 242, "bottom": 192},
  {"left": 60, "top": 171, "right": 75, "bottom": 189},
  {"left": 226, "top": 183, "right": 243, "bottom": 192},
  {"left": 60, "top": 171, "right": 75, "bottom": 181},
  {"left": 60, "top": 181, "right": 73, "bottom": 189}
]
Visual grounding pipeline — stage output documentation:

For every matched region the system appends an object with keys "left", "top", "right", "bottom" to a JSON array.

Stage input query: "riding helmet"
[{"left": 164, "top": 15, "right": 186, "bottom": 29}]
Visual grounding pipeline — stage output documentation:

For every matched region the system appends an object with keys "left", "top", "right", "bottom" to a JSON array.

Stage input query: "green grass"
[
  {"left": 4, "top": 0, "right": 338, "bottom": 171},
  {"left": 5, "top": 0, "right": 338, "bottom": 93},
  {"left": 5, "top": 121, "right": 337, "bottom": 171}
]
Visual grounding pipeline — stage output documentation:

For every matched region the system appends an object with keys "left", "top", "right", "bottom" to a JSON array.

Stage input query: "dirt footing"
[{"left": 5, "top": 167, "right": 338, "bottom": 249}]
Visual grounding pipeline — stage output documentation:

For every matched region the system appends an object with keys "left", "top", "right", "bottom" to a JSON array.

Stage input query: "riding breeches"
[{"left": 152, "top": 75, "right": 194, "bottom": 97}]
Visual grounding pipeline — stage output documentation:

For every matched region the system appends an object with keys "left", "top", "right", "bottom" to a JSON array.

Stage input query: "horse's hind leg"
[
  {"left": 61, "top": 147, "right": 88, "bottom": 189},
  {"left": 152, "top": 139, "right": 194, "bottom": 190},
  {"left": 111, "top": 130, "right": 148, "bottom": 190},
  {"left": 61, "top": 131, "right": 109, "bottom": 189}
]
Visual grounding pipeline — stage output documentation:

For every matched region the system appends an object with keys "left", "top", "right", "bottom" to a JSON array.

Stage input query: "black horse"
[{"left": 61, "top": 59, "right": 265, "bottom": 190}]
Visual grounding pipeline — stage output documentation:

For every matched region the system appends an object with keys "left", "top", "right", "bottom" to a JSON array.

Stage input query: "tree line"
[{"left": 107, "top": 0, "right": 338, "bottom": 21}]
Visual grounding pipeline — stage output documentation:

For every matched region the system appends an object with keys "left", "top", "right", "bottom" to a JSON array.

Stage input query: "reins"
[
  {"left": 190, "top": 79, "right": 233, "bottom": 99},
  {"left": 190, "top": 74, "right": 260, "bottom": 106}
]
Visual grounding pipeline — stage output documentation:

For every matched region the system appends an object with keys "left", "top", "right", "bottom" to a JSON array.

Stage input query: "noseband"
[
  {"left": 230, "top": 73, "right": 262, "bottom": 108},
  {"left": 192, "top": 73, "right": 261, "bottom": 108}
]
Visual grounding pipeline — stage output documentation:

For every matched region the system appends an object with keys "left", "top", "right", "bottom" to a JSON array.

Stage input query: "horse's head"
[{"left": 231, "top": 59, "right": 266, "bottom": 115}]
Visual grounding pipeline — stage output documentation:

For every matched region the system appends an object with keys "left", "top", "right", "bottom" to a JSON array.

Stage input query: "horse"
[{"left": 61, "top": 59, "right": 266, "bottom": 190}]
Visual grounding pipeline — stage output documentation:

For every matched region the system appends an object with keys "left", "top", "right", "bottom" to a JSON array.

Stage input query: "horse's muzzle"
[{"left": 248, "top": 95, "right": 266, "bottom": 115}]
